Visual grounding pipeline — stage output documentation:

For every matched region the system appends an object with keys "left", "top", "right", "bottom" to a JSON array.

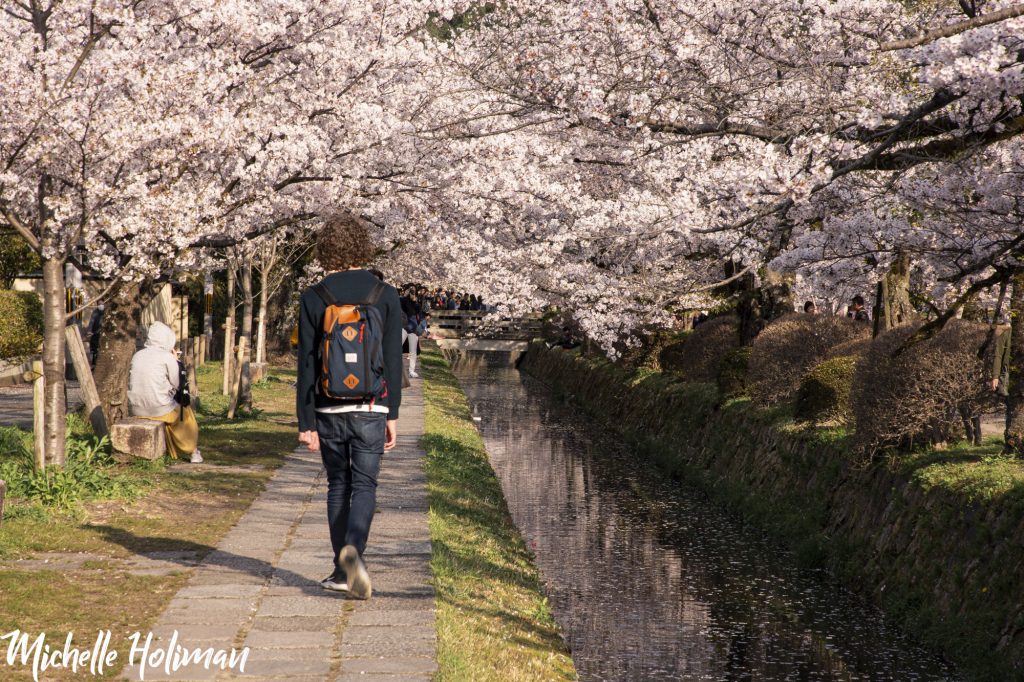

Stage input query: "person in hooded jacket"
[{"left": 128, "top": 321, "right": 202, "bottom": 463}]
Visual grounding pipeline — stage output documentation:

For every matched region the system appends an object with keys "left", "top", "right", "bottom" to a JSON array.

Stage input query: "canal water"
[{"left": 449, "top": 351, "right": 959, "bottom": 682}]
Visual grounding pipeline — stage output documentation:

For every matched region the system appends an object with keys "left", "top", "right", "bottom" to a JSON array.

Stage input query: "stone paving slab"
[{"left": 118, "top": 377, "right": 436, "bottom": 681}]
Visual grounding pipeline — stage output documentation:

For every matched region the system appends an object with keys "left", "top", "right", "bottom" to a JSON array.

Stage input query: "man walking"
[
  {"left": 296, "top": 214, "right": 403, "bottom": 600},
  {"left": 991, "top": 314, "right": 1011, "bottom": 398}
]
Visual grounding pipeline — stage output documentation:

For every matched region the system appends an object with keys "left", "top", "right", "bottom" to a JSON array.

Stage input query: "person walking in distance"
[
  {"left": 400, "top": 286, "right": 423, "bottom": 378},
  {"left": 296, "top": 214, "right": 403, "bottom": 599}
]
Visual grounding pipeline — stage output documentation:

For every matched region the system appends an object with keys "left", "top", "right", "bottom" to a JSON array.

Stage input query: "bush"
[
  {"left": 718, "top": 346, "right": 752, "bottom": 398},
  {"left": 659, "top": 316, "right": 739, "bottom": 382},
  {"left": 619, "top": 328, "right": 689, "bottom": 370},
  {"left": 0, "top": 428, "right": 142, "bottom": 508},
  {"left": 0, "top": 290, "right": 43, "bottom": 360},
  {"left": 850, "top": 320, "right": 992, "bottom": 458},
  {"left": 832, "top": 336, "right": 873, "bottom": 359},
  {"left": 747, "top": 314, "right": 870, "bottom": 408},
  {"left": 796, "top": 355, "right": 858, "bottom": 424}
]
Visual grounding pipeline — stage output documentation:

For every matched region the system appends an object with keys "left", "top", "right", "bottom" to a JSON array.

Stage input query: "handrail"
[{"left": 425, "top": 310, "right": 543, "bottom": 340}]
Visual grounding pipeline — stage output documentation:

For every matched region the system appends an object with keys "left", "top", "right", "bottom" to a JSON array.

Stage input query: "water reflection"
[{"left": 450, "top": 351, "right": 959, "bottom": 682}]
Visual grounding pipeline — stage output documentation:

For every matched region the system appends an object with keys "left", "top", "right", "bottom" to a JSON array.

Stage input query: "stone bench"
[{"left": 110, "top": 418, "right": 167, "bottom": 461}]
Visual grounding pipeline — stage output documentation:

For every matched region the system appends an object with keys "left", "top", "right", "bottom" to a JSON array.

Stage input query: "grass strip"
[{"left": 420, "top": 345, "right": 576, "bottom": 682}]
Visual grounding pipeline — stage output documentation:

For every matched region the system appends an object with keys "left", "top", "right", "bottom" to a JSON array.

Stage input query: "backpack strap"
[
  {"left": 312, "top": 280, "right": 385, "bottom": 307},
  {"left": 365, "top": 280, "right": 385, "bottom": 306},
  {"left": 312, "top": 282, "right": 337, "bottom": 307}
]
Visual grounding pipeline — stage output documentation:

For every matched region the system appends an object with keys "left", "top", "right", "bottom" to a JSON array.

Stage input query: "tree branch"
[
  {"left": 0, "top": 202, "right": 41, "bottom": 252},
  {"left": 879, "top": 4, "right": 1024, "bottom": 51}
]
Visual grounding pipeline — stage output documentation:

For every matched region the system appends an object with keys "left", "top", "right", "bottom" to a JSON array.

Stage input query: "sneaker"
[
  {"left": 409, "top": 371, "right": 419, "bottom": 379},
  {"left": 321, "top": 565, "right": 348, "bottom": 592},
  {"left": 190, "top": 449, "right": 203, "bottom": 464},
  {"left": 340, "top": 545, "right": 372, "bottom": 600}
]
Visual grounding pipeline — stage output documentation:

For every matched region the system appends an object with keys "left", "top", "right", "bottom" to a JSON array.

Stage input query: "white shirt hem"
[{"left": 315, "top": 404, "right": 390, "bottom": 415}]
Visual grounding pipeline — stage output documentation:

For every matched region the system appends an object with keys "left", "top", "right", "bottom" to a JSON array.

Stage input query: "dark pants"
[
  {"left": 958, "top": 404, "right": 983, "bottom": 446},
  {"left": 315, "top": 411, "right": 386, "bottom": 562}
]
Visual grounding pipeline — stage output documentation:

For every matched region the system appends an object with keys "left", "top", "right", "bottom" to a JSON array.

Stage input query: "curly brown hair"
[{"left": 316, "top": 212, "right": 377, "bottom": 271}]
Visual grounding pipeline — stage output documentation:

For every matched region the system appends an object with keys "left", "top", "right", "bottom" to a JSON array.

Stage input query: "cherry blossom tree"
[{"left": 0, "top": 0, "right": 449, "bottom": 464}]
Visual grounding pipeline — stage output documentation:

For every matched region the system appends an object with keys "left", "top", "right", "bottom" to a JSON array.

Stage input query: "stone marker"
[{"left": 110, "top": 419, "right": 166, "bottom": 460}]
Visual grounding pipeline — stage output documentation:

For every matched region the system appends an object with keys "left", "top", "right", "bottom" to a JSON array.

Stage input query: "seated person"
[{"left": 128, "top": 321, "right": 202, "bottom": 463}]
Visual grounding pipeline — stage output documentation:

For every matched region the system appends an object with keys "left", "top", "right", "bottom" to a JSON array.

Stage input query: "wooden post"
[
  {"left": 32, "top": 359, "right": 45, "bottom": 470},
  {"left": 64, "top": 324, "right": 108, "bottom": 437}
]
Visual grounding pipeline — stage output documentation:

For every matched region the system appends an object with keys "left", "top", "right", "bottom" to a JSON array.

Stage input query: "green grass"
[
  {"left": 0, "top": 359, "right": 298, "bottom": 679},
  {"left": 420, "top": 345, "right": 576, "bottom": 682},
  {"left": 904, "top": 440, "right": 1024, "bottom": 510}
]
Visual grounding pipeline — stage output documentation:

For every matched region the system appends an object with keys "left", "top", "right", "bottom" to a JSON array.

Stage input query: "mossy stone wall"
[{"left": 519, "top": 343, "right": 1024, "bottom": 681}]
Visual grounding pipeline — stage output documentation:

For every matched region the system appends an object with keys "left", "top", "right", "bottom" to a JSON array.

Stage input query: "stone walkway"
[
  {"left": 0, "top": 381, "right": 82, "bottom": 429},
  {"left": 122, "top": 380, "right": 436, "bottom": 681}
]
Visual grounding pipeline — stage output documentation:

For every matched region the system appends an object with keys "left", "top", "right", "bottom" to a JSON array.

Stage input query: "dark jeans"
[{"left": 315, "top": 411, "right": 385, "bottom": 562}]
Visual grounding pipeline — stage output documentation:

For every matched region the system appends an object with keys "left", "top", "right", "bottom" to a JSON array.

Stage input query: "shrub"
[
  {"left": 832, "top": 336, "right": 873, "bottom": 359},
  {"left": 0, "top": 428, "right": 142, "bottom": 508},
  {"left": 718, "top": 346, "right": 752, "bottom": 398},
  {"left": 0, "top": 290, "right": 43, "bottom": 360},
  {"left": 659, "top": 316, "right": 739, "bottom": 382},
  {"left": 747, "top": 314, "right": 870, "bottom": 408},
  {"left": 620, "top": 328, "right": 688, "bottom": 370},
  {"left": 796, "top": 355, "right": 859, "bottom": 424},
  {"left": 850, "top": 320, "right": 992, "bottom": 458}
]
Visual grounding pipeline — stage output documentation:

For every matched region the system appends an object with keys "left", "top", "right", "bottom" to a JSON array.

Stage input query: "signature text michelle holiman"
[{"left": 2, "top": 629, "right": 249, "bottom": 680}]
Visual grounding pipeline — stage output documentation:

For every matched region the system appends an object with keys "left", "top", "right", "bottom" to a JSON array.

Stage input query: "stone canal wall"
[{"left": 519, "top": 343, "right": 1024, "bottom": 681}]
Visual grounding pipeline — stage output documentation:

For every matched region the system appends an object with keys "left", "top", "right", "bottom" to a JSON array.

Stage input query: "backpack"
[
  {"left": 174, "top": 360, "right": 191, "bottom": 408},
  {"left": 314, "top": 280, "right": 388, "bottom": 403}
]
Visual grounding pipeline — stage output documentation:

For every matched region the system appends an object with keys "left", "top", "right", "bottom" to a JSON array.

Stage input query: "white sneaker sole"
[
  {"left": 340, "top": 545, "right": 372, "bottom": 600},
  {"left": 321, "top": 579, "right": 349, "bottom": 593}
]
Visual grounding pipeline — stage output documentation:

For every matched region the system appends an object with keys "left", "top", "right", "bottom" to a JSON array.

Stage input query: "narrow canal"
[{"left": 448, "top": 350, "right": 959, "bottom": 682}]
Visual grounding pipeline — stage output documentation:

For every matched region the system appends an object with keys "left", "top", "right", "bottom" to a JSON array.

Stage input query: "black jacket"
[{"left": 296, "top": 270, "right": 403, "bottom": 430}]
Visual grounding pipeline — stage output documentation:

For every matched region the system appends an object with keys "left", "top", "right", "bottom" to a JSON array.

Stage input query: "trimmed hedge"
[
  {"left": 796, "top": 355, "right": 858, "bottom": 424},
  {"left": 717, "top": 346, "right": 752, "bottom": 398},
  {"left": 0, "top": 290, "right": 43, "bottom": 360},
  {"left": 851, "top": 320, "right": 992, "bottom": 457},
  {"left": 620, "top": 328, "right": 688, "bottom": 370},
  {"left": 659, "top": 316, "right": 739, "bottom": 382},
  {"left": 747, "top": 314, "right": 870, "bottom": 408}
]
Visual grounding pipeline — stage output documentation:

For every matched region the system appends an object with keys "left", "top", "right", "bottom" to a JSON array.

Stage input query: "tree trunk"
[
  {"left": 737, "top": 269, "right": 794, "bottom": 345},
  {"left": 882, "top": 252, "right": 914, "bottom": 332},
  {"left": 227, "top": 261, "right": 253, "bottom": 417},
  {"left": 256, "top": 264, "right": 269, "bottom": 366},
  {"left": 1004, "top": 269, "right": 1024, "bottom": 454},
  {"left": 40, "top": 257, "right": 67, "bottom": 468},
  {"left": 239, "top": 261, "right": 254, "bottom": 408},
  {"left": 222, "top": 265, "right": 236, "bottom": 395},
  {"left": 203, "top": 272, "right": 214, "bottom": 344},
  {"left": 93, "top": 280, "right": 160, "bottom": 425}
]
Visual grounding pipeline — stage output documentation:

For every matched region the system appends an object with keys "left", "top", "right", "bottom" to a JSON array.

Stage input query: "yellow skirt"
[{"left": 143, "top": 406, "right": 199, "bottom": 458}]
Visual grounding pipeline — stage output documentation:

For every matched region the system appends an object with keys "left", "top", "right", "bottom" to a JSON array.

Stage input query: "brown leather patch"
[
  {"left": 323, "top": 304, "right": 361, "bottom": 332},
  {"left": 343, "top": 374, "right": 360, "bottom": 390},
  {"left": 342, "top": 326, "right": 358, "bottom": 342}
]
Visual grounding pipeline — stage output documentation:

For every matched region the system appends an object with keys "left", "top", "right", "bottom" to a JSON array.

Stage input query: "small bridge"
[{"left": 430, "top": 310, "right": 542, "bottom": 352}]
